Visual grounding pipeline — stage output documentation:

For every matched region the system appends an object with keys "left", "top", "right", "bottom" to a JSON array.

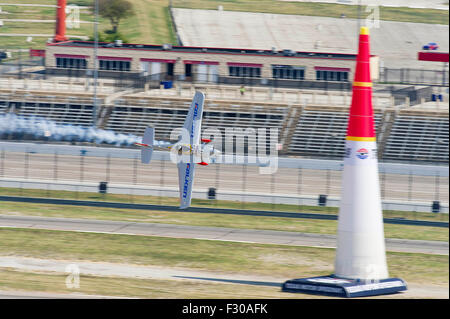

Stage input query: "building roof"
[{"left": 48, "top": 40, "right": 377, "bottom": 60}]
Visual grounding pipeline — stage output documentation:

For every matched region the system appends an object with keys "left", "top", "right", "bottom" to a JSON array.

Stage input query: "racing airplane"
[{"left": 135, "top": 91, "right": 221, "bottom": 209}]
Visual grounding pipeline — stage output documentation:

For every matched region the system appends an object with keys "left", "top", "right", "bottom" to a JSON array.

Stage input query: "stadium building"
[{"left": 44, "top": 40, "right": 380, "bottom": 88}]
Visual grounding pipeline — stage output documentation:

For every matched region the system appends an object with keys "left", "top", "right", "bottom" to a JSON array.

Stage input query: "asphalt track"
[
  {"left": 0, "top": 196, "right": 447, "bottom": 228},
  {"left": 0, "top": 215, "right": 447, "bottom": 255}
]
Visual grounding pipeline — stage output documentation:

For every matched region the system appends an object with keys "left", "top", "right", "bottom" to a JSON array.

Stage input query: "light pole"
[
  {"left": 357, "top": 0, "right": 362, "bottom": 38},
  {"left": 92, "top": 0, "right": 99, "bottom": 127},
  {"left": 18, "top": 48, "right": 22, "bottom": 80}
]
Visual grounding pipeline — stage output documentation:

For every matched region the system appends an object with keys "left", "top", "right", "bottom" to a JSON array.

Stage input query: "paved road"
[{"left": 1, "top": 215, "right": 447, "bottom": 255}]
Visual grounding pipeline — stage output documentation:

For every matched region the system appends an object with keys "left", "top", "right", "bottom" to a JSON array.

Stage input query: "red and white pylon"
[
  {"left": 54, "top": 0, "right": 68, "bottom": 42},
  {"left": 334, "top": 26, "right": 388, "bottom": 280}
]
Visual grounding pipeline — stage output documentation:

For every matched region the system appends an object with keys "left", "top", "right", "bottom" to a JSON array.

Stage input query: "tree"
[{"left": 97, "top": 0, "right": 134, "bottom": 34}]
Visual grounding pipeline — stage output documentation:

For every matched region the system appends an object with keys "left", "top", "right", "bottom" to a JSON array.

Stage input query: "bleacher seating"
[
  {"left": 0, "top": 94, "right": 9, "bottom": 113},
  {"left": 0, "top": 91, "right": 448, "bottom": 163},
  {"left": 106, "top": 98, "right": 288, "bottom": 153},
  {"left": 288, "top": 108, "right": 382, "bottom": 158},
  {"left": 106, "top": 99, "right": 191, "bottom": 139},
  {"left": 383, "top": 114, "right": 449, "bottom": 162},
  {"left": 14, "top": 96, "right": 94, "bottom": 127}
]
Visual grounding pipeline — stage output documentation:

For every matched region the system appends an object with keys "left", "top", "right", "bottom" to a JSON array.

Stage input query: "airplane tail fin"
[{"left": 135, "top": 127, "right": 154, "bottom": 164}]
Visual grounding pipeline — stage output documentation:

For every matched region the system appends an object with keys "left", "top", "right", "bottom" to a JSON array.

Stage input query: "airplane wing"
[
  {"left": 178, "top": 161, "right": 195, "bottom": 209},
  {"left": 177, "top": 92, "right": 204, "bottom": 209},
  {"left": 140, "top": 127, "right": 154, "bottom": 164},
  {"left": 182, "top": 91, "right": 204, "bottom": 147}
]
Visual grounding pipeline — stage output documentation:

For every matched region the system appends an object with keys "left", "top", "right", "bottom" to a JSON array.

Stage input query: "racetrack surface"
[{"left": 1, "top": 215, "right": 447, "bottom": 255}]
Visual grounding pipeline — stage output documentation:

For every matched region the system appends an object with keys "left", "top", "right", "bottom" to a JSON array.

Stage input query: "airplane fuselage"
[{"left": 168, "top": 143, "right": 221, "bottom": 165}]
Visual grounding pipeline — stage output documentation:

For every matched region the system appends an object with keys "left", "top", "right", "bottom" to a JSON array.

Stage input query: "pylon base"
[{"left": 282, "top": 275, "right": 407, "bottom": 298}]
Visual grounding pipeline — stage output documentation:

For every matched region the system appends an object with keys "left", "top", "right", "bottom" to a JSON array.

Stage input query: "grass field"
[
  {"left": 0, "top": 200, "right": 448, "bottom": 242},
  {"left": 0, "top": 1, "right": 95, "bottom": 61},
  {"left": 0, "top": 228, "right": 448, "bottom": 288},
  {"left": 173, "top": 0, "right": 449, "bottom": 25},
  {"left": 0, "top": 0, "right": 447, "bottom": 54},
  {"left": 0, "top": 186, "right": 448, "bottom": 222},
  {"left": 0, "top": 268, "right": 304, "bottom": 299},
  {"left": 0, "top": 0, "right": 176, "bottom": 53}
]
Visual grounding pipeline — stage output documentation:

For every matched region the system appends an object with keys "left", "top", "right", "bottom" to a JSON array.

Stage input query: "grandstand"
[
  {"left": 288, "top": 107, "right": 383, "bottom": 158},
  {"left": 172, "top": 8, "right": 449, "bottom": 70},
  {"left": 1, "top": 91, "right": 95, "bottom": 127},
  {"left": 0, "top": 95, "right": 9, "bottom": 113},
  {"left": 106, "top": 96, "right": 288, "bottom": 153},
  {"left": 106, "top": 98, "right": 191, "bottom": 139},
  {"left": 0, "top": 90, "right": 448, "bottom": 163},
  {"left": 383, "top": 111, "right": 449, "bottom": 162}
]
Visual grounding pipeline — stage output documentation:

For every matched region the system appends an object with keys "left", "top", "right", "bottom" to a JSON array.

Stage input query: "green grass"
[
  {"left": 0, "top": 268, "right": 309, "bottom": 299},
  {"left": 0, "top": 186, "right": 447, "bottom": 223},
  {"left": 0, "top": 228, "right": 448, "bottom": 287},
  {"left": 0, "top": 3, "right": 96, "bottom": 55},
  {"left": 0, "top": 0, "right": 177, "bottom": 51},
  {"left": 172, "top": 0, "right": 449, "bottom": 25},
  {"left": 0, "top": 200, "right": 448, "bottom": 242}
]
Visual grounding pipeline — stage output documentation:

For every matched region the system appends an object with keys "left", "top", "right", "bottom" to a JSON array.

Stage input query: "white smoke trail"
[{"left": 0, "top": 113, "right": 170, "bottom": 147}]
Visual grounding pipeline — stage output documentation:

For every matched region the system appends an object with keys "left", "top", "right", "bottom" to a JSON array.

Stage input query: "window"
[
  {"left": 229, "top": 66, "right": 261, "bottom": 78},
  {"left": 185, "top": 64, "right": 192, "bottom": 77},
  {"left": 167, "top": 63, "right": 174, "bottom": 76},
  {"left": 316, "top": 70, "right": 349, "bottom": 81},
  {"left": 272, "top": 65, "right": 305, "bottom": 80},
  {"left": 56, "top": 57, "right": 87, "bottom": 69},
  {"left": 99, "top": 60, "right": 130, "bottom": 71}
]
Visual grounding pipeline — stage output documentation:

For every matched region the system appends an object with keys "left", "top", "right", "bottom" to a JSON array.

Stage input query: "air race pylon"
[
  {"left": 282, "top": 27, "right": 407, "bottom": 297},
  {"left": 335, "top": 26, "right": 387, "bottom": 280},
  {"left": 54, "top": 0, "right": 68, "bottom": 42}
]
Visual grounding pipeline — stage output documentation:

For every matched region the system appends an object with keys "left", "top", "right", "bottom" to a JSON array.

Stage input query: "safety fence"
[{"left": 0, "top": 147, "right": 447, "bottom": 214}]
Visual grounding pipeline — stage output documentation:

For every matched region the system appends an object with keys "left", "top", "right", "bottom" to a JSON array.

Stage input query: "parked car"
[{"left": 422, "top": 42, "right": 439, "bottom": 50}]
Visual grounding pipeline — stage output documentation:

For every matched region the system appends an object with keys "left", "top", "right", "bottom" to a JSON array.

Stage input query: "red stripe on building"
[
  {"left": 418, "top": 52, "right": 449, "bottom": 63},
  {"left": 140, "top": 58, "right": 176, "bottom": 63},
  {"left": 30, "top": 49, "right": 45, "bottom": 57},
  {"left": 227, "top": 62, "right": 263, "bottom": 68},
  {"left": 315, "top": 66, "right": 351, "bottom": 72},
  {"left": 55, "top": 54, "right": 88, "bottom": 59},
  {"left": 97, "top": 56, "right": 132, "bottom": 61},
  {"left": 184, "top": 60, "right": 219, "bottom": 65}
]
